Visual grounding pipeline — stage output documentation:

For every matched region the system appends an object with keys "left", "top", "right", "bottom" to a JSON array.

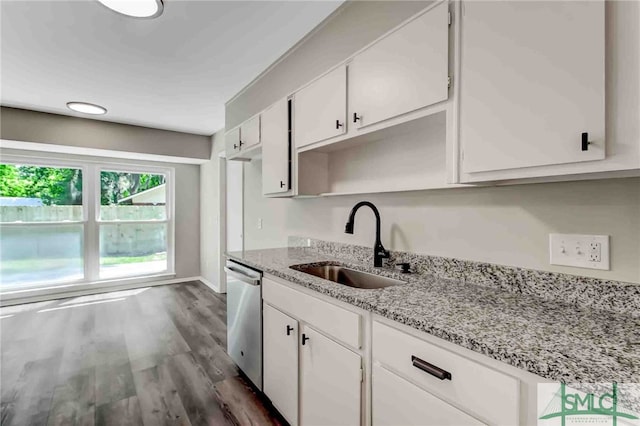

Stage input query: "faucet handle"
[{"left": 396, "top": 262, "right": 411, "bottom": 273}]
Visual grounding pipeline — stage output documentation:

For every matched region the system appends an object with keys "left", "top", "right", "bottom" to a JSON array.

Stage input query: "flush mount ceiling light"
[
  {"left": 66, "top": 102, "right": 108, "bottom": 115},
  {"left": 97, "top": 0, "right": 164, "bottom": 19}
]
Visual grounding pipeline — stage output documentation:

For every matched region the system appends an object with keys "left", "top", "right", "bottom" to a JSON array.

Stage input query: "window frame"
[
  {"left": 0, "top": 154, "right": 175, "bottom": 291},
  {"left": 95, "top": 164, "right": 175, "bottom": 280}
]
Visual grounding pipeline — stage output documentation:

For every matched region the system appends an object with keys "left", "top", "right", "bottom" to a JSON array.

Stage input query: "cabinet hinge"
[
  {"left": 448, "top": 76, "right": 452, "bottom": 89},
  {"left": 360, "top": 368, "right": 364, "bottom": 383},
  {"left": 448, "top": 11, "right": 452, "bottom": 26}
]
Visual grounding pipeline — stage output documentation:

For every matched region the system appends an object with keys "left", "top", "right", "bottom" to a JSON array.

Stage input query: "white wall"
[
  {"left": 200, "top": 132, "right": 226, "bottom": 289},
  {"left": 244, "top": 159, "right": 639, "bottom": 283}
]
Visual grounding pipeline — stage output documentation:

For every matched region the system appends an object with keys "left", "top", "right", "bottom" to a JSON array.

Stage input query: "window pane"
[
  {"left": 99, "top": 223, "right": 167, "bottom": 279},
  {"left": 0, "top": 164, "right": 83, "bottom": 222},
  {"left": 100, "top": 171, "right": 166, "bottom": 221},
  {"left": 0, "top": 224, "right": 84, "bottom": 288}
]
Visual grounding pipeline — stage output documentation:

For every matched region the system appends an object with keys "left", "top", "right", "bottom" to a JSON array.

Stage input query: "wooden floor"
[{"left": 0, "top": 281, "right": 284, "bottom": 426}]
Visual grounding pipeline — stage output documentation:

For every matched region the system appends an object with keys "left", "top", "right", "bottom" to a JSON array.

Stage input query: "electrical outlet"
[
  {"left": 589, "top": 242, "right": 601, "bottom": 262},
  {"left": 549, "top": 234, "right": 610, "bottom": 270}
]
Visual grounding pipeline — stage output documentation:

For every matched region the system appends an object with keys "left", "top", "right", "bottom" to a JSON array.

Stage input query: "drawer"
[
  {"left": 263, "top": 277, "right": 361, "bottom": 349},
  {"left": 373, "top": 321, "right": 519, "bottom": 425},
  {"left": 373, "top": 364, "right": 485, "bottom": 426}
]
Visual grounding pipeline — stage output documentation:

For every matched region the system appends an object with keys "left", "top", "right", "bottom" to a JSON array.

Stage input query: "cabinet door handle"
[
  {"left": 302, "top": 333, "right": 310, "bottom": 345},
  {"left": 239, "top": 140, "right": 244, "bottom": 149},
  {"left": 411, "top": 356, "right": 451, "bottom": 381},
  {"left": 335, "top": 120, "right": 343, "bottom": 129},
  {"left": 280, "top": 181, "right": 286, "bottom": 188},
  {"left": 581, "top": 132, "right": 592, "bottom": 151},
  {"left": 286, "top": 325, "right": 294, "bottom": 336},
  {"left": 233, "top": 144, "right": 237, "bottom": 150},
  {"left": 353, "top": 113, "right": 361, "bottom": 123}
]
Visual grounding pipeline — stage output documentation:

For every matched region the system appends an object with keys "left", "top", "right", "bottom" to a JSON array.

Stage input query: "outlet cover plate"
[{"left": 549, "top": 234, "right": 610, "bottom": 270}]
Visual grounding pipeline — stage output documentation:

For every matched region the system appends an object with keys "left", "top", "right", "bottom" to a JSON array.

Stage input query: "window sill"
[{"left": 0, "top": 272, "right": 181, "bottom": 306}]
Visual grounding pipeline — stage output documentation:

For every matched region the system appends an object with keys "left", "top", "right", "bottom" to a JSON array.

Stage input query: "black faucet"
[{"left": 345, "top": 201, "right": 390, "bottom": 267}]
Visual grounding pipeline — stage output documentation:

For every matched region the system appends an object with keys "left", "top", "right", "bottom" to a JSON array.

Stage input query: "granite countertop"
[{"left": 228, "top": 247, "right": 640, "bottom": 384}]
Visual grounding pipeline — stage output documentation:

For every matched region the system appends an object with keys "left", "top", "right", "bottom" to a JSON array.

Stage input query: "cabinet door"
[
  {"left": 225, "top": 127, "right": 241, "bottom": 155},
  {"left": 263, "top": 304, "right": 298, "bottom": 425},
  {"left": 294, "top": 65, "right": 347, "bottom": 148},
  {"left": 460, "top": 1, "right": 605, "bottom": 174},
  {"left": 300, "top": 326, "right": 361, "bottom": 426},
  {"left": 349, "top": 2, "right": 449, "bottom": 129},
  {"left": 262, "top": 98, "right": 290, "bottom": 195},
  {"left": 372, "top": 365, "right": 485, "bottom": 426},
  {"left": 240, "top": 115, "right": 260, "bottom": 150}
]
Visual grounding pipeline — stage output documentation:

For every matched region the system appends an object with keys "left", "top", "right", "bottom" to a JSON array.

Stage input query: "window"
[
  {"left": 98, "top": 170, "right": 168, "bottom": 279},
  {"left": 0, "top": 158, "right": 174, "bottom": 292},
  {"left": 0, "top": 163, "right": 85, "bottom": 288}
]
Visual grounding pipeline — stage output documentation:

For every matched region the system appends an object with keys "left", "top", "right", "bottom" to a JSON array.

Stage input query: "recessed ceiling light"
[
  {"left": 97, "top": 0, "right": 164, "bottom": 19},
  {"left": 67, "top": 102, "right": 108, "bottom": 115}
]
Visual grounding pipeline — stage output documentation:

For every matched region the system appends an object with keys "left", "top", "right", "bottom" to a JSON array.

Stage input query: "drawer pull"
[{"left": 411, "top": 356, "right": 452, "bottom": 381}]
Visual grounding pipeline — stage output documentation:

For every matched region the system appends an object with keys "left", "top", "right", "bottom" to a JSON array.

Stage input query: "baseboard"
[
  {"left": 0, "top": 276, "right": 201, "bottom": 307},
  {"left": 197, "top": 276, "right": 222, "bottom": 293}
]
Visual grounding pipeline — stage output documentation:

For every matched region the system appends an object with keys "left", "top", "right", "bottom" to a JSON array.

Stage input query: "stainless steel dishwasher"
[{"left": 225, "top": 259, "right": 263, "bottom": 390}]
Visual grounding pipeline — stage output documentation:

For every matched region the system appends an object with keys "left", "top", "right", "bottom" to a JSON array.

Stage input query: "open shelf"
[{"left": 297, "top": 111, "right": 456, "bottom": 196}]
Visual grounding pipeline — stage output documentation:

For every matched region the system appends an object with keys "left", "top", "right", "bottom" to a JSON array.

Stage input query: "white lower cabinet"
[
  {"left": 373, "top": 364, "right": 484, "bottom": 426},
  {"left": 262, "top": 277, "right": 362, "bottom": 426},
  {"left": 263, "top": 304, "right": 298, "bottom": 426},
  {"left": 262, "top": 276, "right": 522, "bottom": 426},
  {"left": 300, "top": 325, "right": 362, "bottom": 426},
  {"left": 372, "top": 320, "right": 519, "bottom": 425}
]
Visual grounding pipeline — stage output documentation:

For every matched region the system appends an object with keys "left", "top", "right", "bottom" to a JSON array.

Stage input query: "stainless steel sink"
[{"left": 290, "top": 263, "right": 405, "bottom": 289}]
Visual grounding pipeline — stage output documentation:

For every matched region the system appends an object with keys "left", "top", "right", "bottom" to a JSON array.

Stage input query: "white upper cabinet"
[
  {"left": 262, "top": 99, "right": 290, "bottom": 194},
  {"left": 240, "top": 114, "right": 260, "bottom": 151},
  {"left": 349, "top": 2, "right": 450, "bottom": 129},
  {"left": 225, "top": 127, "right": 241, "bottom": 155},
  {"left": 459, "top": 1, "right": 605, "bottom": 175},
  {"left": 294, "top": 65, "right": 347, "bottom": 148},
  {"left": 262, "top": 98, "right": 290, "bottom": 195}
]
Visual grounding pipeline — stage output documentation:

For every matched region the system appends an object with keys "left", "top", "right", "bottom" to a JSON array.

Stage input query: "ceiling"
[{"left": 0, "top": 0, "right": 342, "bottom": 135}]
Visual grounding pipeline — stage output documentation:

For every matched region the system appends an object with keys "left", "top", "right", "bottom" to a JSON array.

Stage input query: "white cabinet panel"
[
  {"left": 225, "top": 127, "right": 241, "bottom": 155},
  {"left": 240, "top": 114, "right": 260, "bottom": 150},
  {"left": 262, "top": 277, "right": 361, "bottom": 349},
  {"left": 460, "top": 1, "right": 605, "bottom": 174},
  {"left": 349, "top": 2, "right": 449, "bottom": 129},
  {"left": 262, "top": 98, "right": 290, "bottom": 195},
  {"left": 373, "top": 321, "right": 519, "bottom": 425},
  {"left": 300, "top": 326, "right": 361, "bottom": 426},
  {"left": 373, "top": 364, "right": 485, "bottom": 426},
  {"left": 294, "top": 65, "right": 347, "bottom": 148},
  {"left": 263, "top": 304, "right": 298, "bottom": 426}
]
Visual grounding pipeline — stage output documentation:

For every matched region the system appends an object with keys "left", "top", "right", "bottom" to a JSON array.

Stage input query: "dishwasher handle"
[{"left": 224, "top": 266, "right": 261, "bottom": 286}]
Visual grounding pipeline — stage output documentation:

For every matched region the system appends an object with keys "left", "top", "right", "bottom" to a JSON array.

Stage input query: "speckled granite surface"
[
  {"left": 292, "top": 237, "right": 640, "bottom": 317},
  {"left": 228, "top": 246, "right": 640, "bottom": 384}
]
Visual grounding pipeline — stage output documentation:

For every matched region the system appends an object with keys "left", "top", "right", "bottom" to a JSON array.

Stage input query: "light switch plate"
[{"left": 549, "top": 234, "right": 610, "bottom": 270}]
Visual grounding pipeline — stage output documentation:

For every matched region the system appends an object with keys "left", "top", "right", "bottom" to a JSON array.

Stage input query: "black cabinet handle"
[
  {"left": 280, "top": 181, "right": 286, "bottom": 188},
  {"left": 239, "top": 140, "right": 244, "bottom": 148},
  {"left": 302, "top": 333, "right": 310, "bottom": 345},
  {"left": 286, "top": 325, "right": 294, "bottom": 336},
  {"left": 336, "top": 120, "right": 343, "bottom": 129},
  {"left": 233, "top": 144, "right": 237, "bottom": 149},
  {"left": 581, "top": 132, "right": 592, "bottom": 151},
  {"left": 353, "top": 113, "right": 361, "bottom": 123},
  {"left": 411, "top": 356, "right": 451, "bottom": 381}
]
